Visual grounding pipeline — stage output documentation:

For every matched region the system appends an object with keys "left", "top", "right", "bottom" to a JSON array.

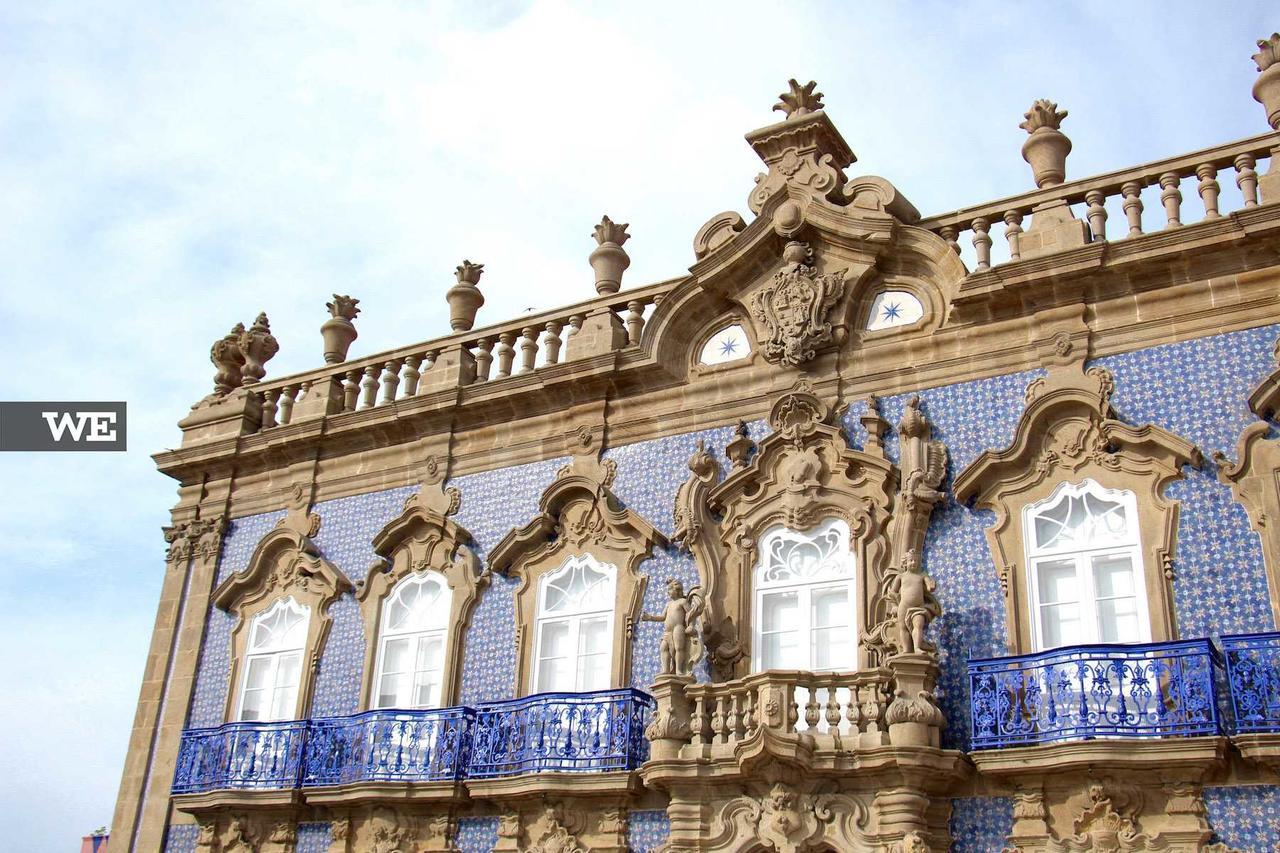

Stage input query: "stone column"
[{"left": 110, "top": 515, "right": 227, "bottom": 852}]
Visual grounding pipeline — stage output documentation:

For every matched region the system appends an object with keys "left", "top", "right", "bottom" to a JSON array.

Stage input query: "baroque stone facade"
[{"left": 113, "top": 46, "right": 1280, "bottom": 853}]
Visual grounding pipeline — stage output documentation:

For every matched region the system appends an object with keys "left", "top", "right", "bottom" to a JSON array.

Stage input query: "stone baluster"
[
  {"left": 1085, "top": 190, "right": 1108, "bottom": 242},
  {"left": 1121, "top": 181, "right": 1144, "bottom": 236},
  {"left": 567, "top": 313, "right": 585, "bottom": 339},
  {"left": 787, "top": 687, "right": 800, "bottom": 732},
  {"left": 1196, "top": 163, "right": 1221, "bottom": 219},
  {"left": 804, "top": 686, "right": 821, "bottom": 730},
  {"left": 1236, "top": 153, "right": 1260, "bottom": 207},
  {"left": 1002, "top": 211, "right": 1023, "bottom": 261},
  {"left": 541, "top": 323, "right": 563, "bottom": 365},
  {"left": 690, "top": 694, "right": 708, "bottom": 749},
  {"left": 863, "top": 685, "right": 884, "bottom": 735},
  {"left": 625, "top": 301, "right": 645, "bottom": 345},
  {"left": 971, "top": 217, "right": 992, "bottom": 270},
  {"left": 939, "top": 225, "right": 961, "bottom": 255},
  {"left": 473, "top": 339, "right": 493, "bottom": 381},
  {"left": 261, "top": 389, "right": 279, "bottom": 428},
  {"left": 849, "top": 685, "right": 865, "bottom": 733},
  {"left": 743, "top": 688, "right": 757, "bottom": 734},
  {"left": 277, "top": 385, "right": 297, "bottom": 425},
  {"left": 1159, "top": 172, "right": 1183, "bottom": 228},
  {"left": 360, "top": 366, "right": 378, "bottom": 409},
  {"left": 709, "top": 695, "right": 726, "bottom": 744},
  {"left": 402, "top": 355, "right": 422, "bottom": 396},
  {"left": 726, "top": 693, "right": 741, "bottom": 741},
  {"left": 517, "top": 326, "right": 538, "bottom": 373},
  {"left": 342, "top": 369, "right": 361, "bottom": 412},
  {"left": 825, "top": 678, "right": 842, "bottom": 732},
  {"left": 380, "top": 359, "right": 401, "bottom": 404},
  {"left": 494, "top": 332, "right": 516, "bottom": 378}
]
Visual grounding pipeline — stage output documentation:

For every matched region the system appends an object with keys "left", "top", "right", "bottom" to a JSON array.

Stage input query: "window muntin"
[
  {"left": 237, "top": 596, "right": 309, "bottom": 722},
  {"left": 752, "top": 518, "right": 857, "bottom": 673},
  {"left": 373, "top": 572, "right": 452, "bottom": 710},
  {"left": 1024, "top": 480, "right": 1149, "bottom": 650},
  {"left": 532, "top": 555, "right": 616, "bottom": 693}
]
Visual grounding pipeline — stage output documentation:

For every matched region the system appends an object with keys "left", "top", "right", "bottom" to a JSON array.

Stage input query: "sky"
[{"left": 0, "top": 2, "right": 1274, "bottom": 849}]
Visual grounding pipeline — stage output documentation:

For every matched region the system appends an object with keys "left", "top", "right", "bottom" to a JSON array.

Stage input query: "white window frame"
[
  {"left": 235, "top": 596, "right": 310, "bottom": 722},
  {"left": 372, "top": 571, "right": 452, "bottom": 710},
  {"left": 1024, "top": 479, "right": 1151, "bottom": 651},
  {"left": 751, "top": 518, "right": 858, "bottom": 674},
  {"left": 531, "top": 554, "right": 617, "bottom": 694}
]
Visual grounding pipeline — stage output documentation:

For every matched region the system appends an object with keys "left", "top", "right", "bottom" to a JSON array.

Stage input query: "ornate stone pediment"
[
  {"left": 955, "top": 328, "right": 1201, "bottom": 653},
  {"left": 490, "top": 426, "right": 667, "bottom": 693},
  {"left": 356, "top": 454, "right": 485, "bottom": 708}
]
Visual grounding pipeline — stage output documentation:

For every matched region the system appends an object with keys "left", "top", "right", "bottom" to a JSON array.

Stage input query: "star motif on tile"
[{"left": 882, "top": 302, "right": 903, "bottom": 321}]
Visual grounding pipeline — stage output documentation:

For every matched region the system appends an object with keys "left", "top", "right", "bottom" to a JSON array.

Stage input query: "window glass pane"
[
  {"left": 811, "top": 587, "right": 849, "bottom": 629},
  {"left": 378, "top": 672, "right": 405, "bottom": 709},
  {"left": 1096, "top": 598, "right": 1141, "bottom": 643},
  {"left": 244, "top": 656, "right": 271, "bottom": 691},
  {"left": 537, "top": 655, "right": 569, "bottom": 693},
  {"left": 1036, "top": 559, "right": 1079, "bottom": 605},
  {"left": 1093, "top": 555, "right": 1136, "bottom": 598},
  {"left": 239, "top": 689, "right": 264, "bottom": 721},
  {"left": 812, "top": 627, "right": 851, "bottom": 671},
  {"left": 761, "top": 591, "right": 798, "bottom": 632},
  {"left": 760, "top": 591, "right": 801, "bottom": 669},
  {"left": 382, "top": 638, "right": 411, "bottom": 675},
  {"left": 269, "top": 653, "right": 301, "bottom": 719},
  {"left": 578, "top": 617, "right": 609, "bottom": 657},
  {"left": 1039, "top": 602, "right": 1082, "bottom": 648},
  {"left": 539, "top": 620, "right": 570, "bottom": 659}
]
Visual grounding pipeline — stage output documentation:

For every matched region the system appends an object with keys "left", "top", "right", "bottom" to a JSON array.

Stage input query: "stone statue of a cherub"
[{"left": 642, "top": 578, "right": 705, "bottom": 676}]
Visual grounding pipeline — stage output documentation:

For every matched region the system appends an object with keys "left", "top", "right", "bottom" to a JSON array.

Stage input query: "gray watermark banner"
[{"left": 0, "top": 402, "right": 127, "bottom": 451}]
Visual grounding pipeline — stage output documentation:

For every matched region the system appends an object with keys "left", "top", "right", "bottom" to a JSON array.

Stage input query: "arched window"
[
  {"left": 752, "top": 518, "right": 857, "bottom": 672},
  {"left": 698, "top": 323, "right": 752, "bottom": 366},
  {"left": 532, "top": 555, "right": 617, "bottom": 693},
  {"left": 236, "top": 597, "right": 309, "bottom": 721},
  {"left": 1024, "top": 480, "right": 1149, "bottom": 650},
  {"left": 865, "top": 290, "right": 924, "bottom": 331},
  {"left": 373, "top": 572, "right": 452, "bottom": 709}
]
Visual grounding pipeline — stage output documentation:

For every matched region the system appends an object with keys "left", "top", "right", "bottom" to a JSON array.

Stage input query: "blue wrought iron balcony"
[
  {"left": 468, "top": 688, "right": 653, "bottom": 778},
  {"left": 967, "top": 639, "right": 1221, "bottom": 750},
  {"left": 171, "top": 689, "right": 653, "bottom": 795},
  {"left": 173, "top": 720, "right": 308, "bottom": 793},
  {"left": 302, "top": 707, "right": 474, "bottom": 785},
  {"left": 1221, "top": 632, "right": 1280, "bottom": 734}
]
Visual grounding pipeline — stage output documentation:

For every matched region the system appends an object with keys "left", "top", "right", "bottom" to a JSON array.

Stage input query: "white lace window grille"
[
  {"left": 373, "top": 572, "right": 452, "bottom": 709},
  {"left": 1024, "top": 480, "right": 1149, "bottom": 651},
  {"left": 532, "top": 555, "right": 617, "bottom": 693},
  {"left": 236, "top": 596, "right": 310, "bottom": 721}
]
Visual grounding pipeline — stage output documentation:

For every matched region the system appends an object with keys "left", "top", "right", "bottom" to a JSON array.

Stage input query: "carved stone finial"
[
  {"left": 1019, "top": 99, "right": 1072, "bottom": 188},
  {"left": 321, "top": 294, "right": 360, "bottom": 364},
  {"left": 898, "top": 395, "right": 928, "bottom": 438},
  {"left": 1253, "top": 34, "right": 1280, "bottom": 131},
  {"left": 210, "top": 323, "right": 246, "bottom": 397},
  {"left": 238, "top": 312, "right": 279, "bottom": 385},
  {"left": 725, "top": 421, "right": 756, "bottom": 469},
  {"left": 447, "top": 260, "right": 485, "bottom": 331},
  {"left": 589, "top": 215, "right": 631, "bottom": 295},
  {"left": 773, "top": 79, "right": 824, "bottom": 119}
]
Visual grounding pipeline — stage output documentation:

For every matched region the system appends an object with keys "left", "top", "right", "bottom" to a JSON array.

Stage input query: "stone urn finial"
[
  {"left": 321, "top": 294, "right": 360, "bottom": 364},
  {"left": 1253, "top": 33, "right": 1280, "bottom": 130},
  {"left": 447, "top": 260, "right": 485, "bottom": 331},
  {"left": 210, "top": 323, "right": 246, "bottom": 396},
  {"left": 1019, "top": 99, "right": 1072, "bottom": 188},
  {"left": 589, "top": 216, "right": 631, "bottom": 295},
  {"left": 773, "top": 79, "right": 824, "bottom": 120},
  {"left": 238, "top": 312, "right": 279, "bottom": 385}
]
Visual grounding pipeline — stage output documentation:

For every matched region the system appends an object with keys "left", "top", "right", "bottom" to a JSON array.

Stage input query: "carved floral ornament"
[
  {"left": 706, "top": 779, "right": 875, "bottom": 853},
  {"left": 674, "top": 382, "right": 948, "bottom": 678},
  {"left": 211, "top": 488, "right": 351, "bottom": 720},
  {"left": 164, "top": 516, "right": 227, "bottom": 565},
  {"left": 357, "top": 456, "right": 485, "bottom": 708},
  {"left": 954, "top": 339, "right": 1201, "bottom": 653},
  {"left": 488, "top": 428, "right": 667, "bottom": 691}
]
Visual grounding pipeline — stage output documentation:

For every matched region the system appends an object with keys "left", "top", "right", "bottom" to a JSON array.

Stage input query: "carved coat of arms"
[{"left": 748, "top": 241, "right": 846, "bottom": 367}]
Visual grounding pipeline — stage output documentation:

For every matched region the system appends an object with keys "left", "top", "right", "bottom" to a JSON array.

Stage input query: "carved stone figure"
[
  {"left": 224, "top": 818, "right": 257, "bottom": 853},
  {"left": 642, "top": 578, "right": 705, "bottom": 676},
  {"left": 747, "top": 241, "right": 846, "bottom": 367},
  {"left": 891, "top": 550, "right": 940, "bottom": 655},
  {"left": 196, "top": 821, "right": 217, "bottom": 851}
]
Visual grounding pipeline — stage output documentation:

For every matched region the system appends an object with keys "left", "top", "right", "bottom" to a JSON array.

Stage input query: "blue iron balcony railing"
[
  {"left": 171, "top": 689, "right": 653, "bottom": 794},
  {"left": 1221, "top": 632, "right": 1280, "bottom": 734},
  {"left": 173, "top": 720, "right": 308, "bottom": 793},
  {"left": 468, "top": 688, "right": 653, "bottom": 778},
  {"left": 967, "top": 639, "right": 1221, "bottom": 750},
  {"left": 302, "top": 707, "right": 474, "bottom": 785}
]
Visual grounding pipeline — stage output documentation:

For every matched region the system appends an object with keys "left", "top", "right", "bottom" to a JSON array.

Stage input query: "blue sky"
[{"left": 0, "top": 2, "right": 1274, "bottom": 849}]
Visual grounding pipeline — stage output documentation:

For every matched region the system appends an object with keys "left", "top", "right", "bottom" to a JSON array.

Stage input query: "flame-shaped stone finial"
[
  {"left": 592, "top": 215, "right": 630, "bottom": 247},
  {"left": 1254, "top": 33, "right": 1280, "bottom": 72},
  {"left": 773, "top": 79, "right": 824, "bottom": 120},
  {"left": 1018, "top": 99, "right": 1068, "bottom": 134}
]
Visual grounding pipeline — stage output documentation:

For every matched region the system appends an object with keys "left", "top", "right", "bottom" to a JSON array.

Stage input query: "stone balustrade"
[
  {"left": 917, "top": 131, "right": 1280, "bottom": 270},
  {"left": 250, "top": 287, "right": 664, "bottom": 432}
]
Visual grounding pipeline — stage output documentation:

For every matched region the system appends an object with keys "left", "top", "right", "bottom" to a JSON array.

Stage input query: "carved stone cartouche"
[{"left": 747, "top": 241, "right": 846, "bottom": 367}]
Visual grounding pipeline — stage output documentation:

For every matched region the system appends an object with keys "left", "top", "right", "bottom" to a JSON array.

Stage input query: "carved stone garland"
[
  {"left": 488, "top": 427, "right": 668, "bottom": 694},
  {"left": 954, "top": 333, "right": 1201, "bottom": 654},
  {"left": 213, "top": 482, "right": 352, "bottom": 721},
  {"left": 357, "top": 454, "right": 485, "bottom": 709}
]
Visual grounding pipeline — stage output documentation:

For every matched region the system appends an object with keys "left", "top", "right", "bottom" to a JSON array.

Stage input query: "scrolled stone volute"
[
  {"left": 1020, "top": 99, "right": 1072, "bottom": 188},
  {"left": 446, "top": 260, "right": 485, "bottom": 331},
  {"left": 589, "top": 215, "right": 631, "bottom": 295}
]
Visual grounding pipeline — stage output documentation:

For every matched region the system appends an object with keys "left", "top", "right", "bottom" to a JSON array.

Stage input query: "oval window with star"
[
  {"left": 865, "top": 291, "right": 924, "bottom": 332},
  {"left": 698, "top": 323, "right": 752, "bottom": 366}
]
